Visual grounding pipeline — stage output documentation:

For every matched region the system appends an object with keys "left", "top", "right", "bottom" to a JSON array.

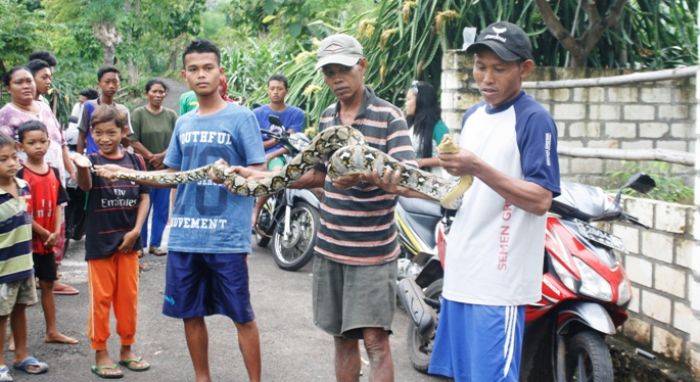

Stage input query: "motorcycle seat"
[
  {"left": 397, "top": 197, "right": 442, "bottom": 218},
  {"left": 551, "top": 181, "right": 620, "bottom": 221},
  {"left": 397, "top": 197, "right": 441, "bottom": 249}
]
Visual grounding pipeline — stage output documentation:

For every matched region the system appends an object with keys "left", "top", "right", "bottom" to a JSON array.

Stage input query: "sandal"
[
  {"left": 118, "top": 357, "right": 150, "bottom": 371},
  {"left": 53, "top": 282, "right": 79, "bottom": 295},
  {"left": 91, "top": 364, "right": 123, "bottom": 379},
  {"left": 13, "top": 356, "right": 48, "bottom": 374},
  {"left": 149, "top": 246, "right": 167, "bottom": 257},
  {"left": 0, "top": 365, "right": 12, "bottom": 381}
]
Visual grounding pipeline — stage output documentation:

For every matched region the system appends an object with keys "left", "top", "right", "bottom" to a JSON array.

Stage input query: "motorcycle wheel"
[
  {"left": 564, "top": 331, "right": 613, "bottom": 381},
  {"left": 255, "top": 197, "right": 277, "bottom": 248},
  {"left": 407, "top": 279, "right": 442, "bottom": 373},
  {"left": 271, "top": 201, "right": 319, "bottom": 271},
  {"left": 254, "top": 208, "right": 272, "bottom": 248}
]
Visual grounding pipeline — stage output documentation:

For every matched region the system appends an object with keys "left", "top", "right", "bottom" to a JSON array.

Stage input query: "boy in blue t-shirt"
[
  {"left": 251, "top": 74, "right": 305, "bottom": 226},
  {"left": 95, "top": 39, "right": 265, "bottom": 382},
  {"left": 252, "top": 74, "right": 305, "bottom": 170}
]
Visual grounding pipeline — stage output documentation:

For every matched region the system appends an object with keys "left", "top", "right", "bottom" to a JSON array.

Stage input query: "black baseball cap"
[{"left": 466, "top": 21, "right": 533, "bottom": 61}]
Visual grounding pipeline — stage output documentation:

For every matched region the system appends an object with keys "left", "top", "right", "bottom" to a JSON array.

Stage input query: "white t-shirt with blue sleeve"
[
  {"left": 444, "top": 91, "right": 560, "bottom": 306},
  {"left": 164, "top": 103, "right": 265, "bottom": 254}
]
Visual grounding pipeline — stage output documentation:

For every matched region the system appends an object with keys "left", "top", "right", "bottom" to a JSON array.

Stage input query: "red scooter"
[{"left": 398, "top": 173, "right": 655, "bottom": 381}]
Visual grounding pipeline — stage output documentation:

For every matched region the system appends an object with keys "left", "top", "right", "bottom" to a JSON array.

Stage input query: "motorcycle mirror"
[
  {"left": 614, "top": 173, "right": 656, "bottom": 205},
  {"left": 626, "top": 173, "right": 656, "bottom": 194},
  {"left": 268, "top": 115, "right": 283, "bottom": 127}
]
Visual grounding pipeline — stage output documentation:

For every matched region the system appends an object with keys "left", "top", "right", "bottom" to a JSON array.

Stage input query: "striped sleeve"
[{"left": 384, "top": 107, "right": 417, "bottom": 166}]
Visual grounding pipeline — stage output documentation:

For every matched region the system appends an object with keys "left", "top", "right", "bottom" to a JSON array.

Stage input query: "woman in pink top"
[
  {"left": 0, "top": 66, "right": 77, "bottom": 294},
  {"left": 0, "top": 67, "right": 71, "bottom": 179}
]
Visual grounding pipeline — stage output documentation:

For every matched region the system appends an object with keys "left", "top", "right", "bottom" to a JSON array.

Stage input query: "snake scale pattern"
[{"left": 110, "top": 125, "right": 468, "bottom": 209}]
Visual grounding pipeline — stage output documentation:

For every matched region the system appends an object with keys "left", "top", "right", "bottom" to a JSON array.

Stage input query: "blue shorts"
[
  {"left": 428, "top": 299, "right": 524, "bottom": 382},
  {"left": 163, "top": 251, "right": 254, "bottom": 323}
]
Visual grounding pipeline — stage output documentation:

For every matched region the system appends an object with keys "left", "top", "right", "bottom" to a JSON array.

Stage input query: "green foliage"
[
  {"left": 208, "top": 0, "right": 373, "bottom": 110},
  {"left": 219, "top": 37, "right": 292, "bottom": 104},
  {"left": 43, "top": 0, "right": 124, "bottom": 24},
  {"left": 0, "top": 0, "right": 43, "bottom": 73},
  {"left": 1, "top": 0, "right": 697, "bottom": 130},
  {"left": 273, "top": 0, "right": 698, "bottom": 129},
  {"left": 1, "top": 0, "right": 206, "bottom": 123},
  {"left": 609, "top": 162, "right": 693, "bottom": 205},
  {"left": 220, "top": 0, "right": 371, "bottom": 41}
]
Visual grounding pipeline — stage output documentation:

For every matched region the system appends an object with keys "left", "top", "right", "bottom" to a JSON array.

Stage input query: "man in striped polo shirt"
[
  {"left": 300, "top": 34, "right": 417, "bottom": 382},
  {"left": 234, "top": 33, "right": 419, "bottom": 381},
  {"left": 231, "top": 34, "right": 417, "bottom": 381}
]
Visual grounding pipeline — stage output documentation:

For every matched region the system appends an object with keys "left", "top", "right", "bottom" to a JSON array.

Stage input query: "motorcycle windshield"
[{"left": 553, "top": 181, "right": 619, "bottom": 220}]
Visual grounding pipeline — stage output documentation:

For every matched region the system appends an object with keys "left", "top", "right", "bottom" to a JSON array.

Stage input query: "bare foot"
[
  {"left": 7, "top": 334, "right": 14, "bottom": 352},
  {"left": 45, "top": 332, "right": 78, "bottom": 345}
]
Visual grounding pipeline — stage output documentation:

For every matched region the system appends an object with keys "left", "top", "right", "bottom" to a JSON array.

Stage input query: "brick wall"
[
  {"left": 441, "top": 49, "right": 700, "bottom": 376},
  {"left": 440, "top": 51, "right": 697, "bottom": 187},
  {"left": 691, "top": 22, "right": 700, "bottom": 376},
  {"left": 600, "top": 197, "right": 699, "bottom": 369}
]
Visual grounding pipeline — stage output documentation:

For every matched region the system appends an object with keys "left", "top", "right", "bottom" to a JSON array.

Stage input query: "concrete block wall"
[
  {"left": 602, "top": 197, "right": 699, "bottom": 369},
  {"left": 440, "top": 51, "right": 697, "bottom": 187}
]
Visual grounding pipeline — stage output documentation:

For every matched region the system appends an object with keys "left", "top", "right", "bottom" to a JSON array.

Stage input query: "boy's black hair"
[
  {"left": 79, "top": 88, "right": 99, "bottom": 100},
  {"left": 97, "top": 66, "right": 120, "bottom": 82},
  {"left": 145, "top": 78, "right": 168, "bottom": 93},
  {"left": 268, "top": 74, "right": 289, "bottom": 89},
  {"left": 17, "top": 120, "right": 48, "bottom": 143},
  {"left": 26, "top": 59, "right": 51, "bottom": 76},
  {"left": 28, "top": 51, "right": 57, "bottom": 67},
  {"left": 0, "top": 133, "right": 16, "bottom": 150},
  {"left": 2, "top": 66, "right": 30, "bottom": 87},
  {"left": 182, "top": 39, "right": 221, "bottom": 67},
  {"left": 91, "top": 104, "right": 127, "bottom": 130}
]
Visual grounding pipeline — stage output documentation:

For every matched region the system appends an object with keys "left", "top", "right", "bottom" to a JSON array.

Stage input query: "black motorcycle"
[{"left": 254, "top": 115, "right": 320, "bottom": 271}]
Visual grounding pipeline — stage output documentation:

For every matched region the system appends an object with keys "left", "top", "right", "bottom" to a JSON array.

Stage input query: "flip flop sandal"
[
  {"left": 13, "top": 356, "right": 48, "bottom": 375},
  {"left": 53, "top": 283, "right": 79, "bottom": 295},
  {"left": 91, "top": 364, "right": 123, "bottom": 379},
  {"left": 0, "top": 365, "right": 13, "bottom": 381},
  {"left": 118, "top": 357, "right": 150, "bottom": 372}
]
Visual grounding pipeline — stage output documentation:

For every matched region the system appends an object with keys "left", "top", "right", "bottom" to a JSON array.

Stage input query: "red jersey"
[{"left": 18, "top": 166, "right": 68, "bottom": 254}]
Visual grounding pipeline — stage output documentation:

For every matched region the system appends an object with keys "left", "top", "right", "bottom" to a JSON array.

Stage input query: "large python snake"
[{"left": 86, "top": 125, "right": 472, "bottom": 209}]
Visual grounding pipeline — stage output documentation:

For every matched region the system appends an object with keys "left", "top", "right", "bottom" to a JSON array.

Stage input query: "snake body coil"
[{"left": 113, "top": 125, "right": 468, "bottom": 209}]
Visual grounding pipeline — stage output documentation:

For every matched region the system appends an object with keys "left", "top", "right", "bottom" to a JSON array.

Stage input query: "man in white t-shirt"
[{"left": 428, "top": 22, "right": 561, "bottom": 381}]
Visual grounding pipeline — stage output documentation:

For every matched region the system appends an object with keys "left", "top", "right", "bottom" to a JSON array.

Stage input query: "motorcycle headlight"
[
  {"left": 617, "top": 278, "right": 632, "bottom": 306},
  {"left": 551, "top": 257, "right": 578, "bottom": 292},
  {"left": 574, "top": 257, "right": 612, "bottom": 302}
]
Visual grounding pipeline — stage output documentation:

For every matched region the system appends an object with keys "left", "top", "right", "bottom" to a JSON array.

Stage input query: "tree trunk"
[
  {"left": 93, "top": 22, "right": 122, "bottom": 66},
  {"left": 125, "top": 0, "right": 140, "bottom": 85},
  {"left": 571, "top": 53, "right": 587, "bottom": 68},
  {"left": 534, "top": 0, "right": 628, "bottom": 68}
]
